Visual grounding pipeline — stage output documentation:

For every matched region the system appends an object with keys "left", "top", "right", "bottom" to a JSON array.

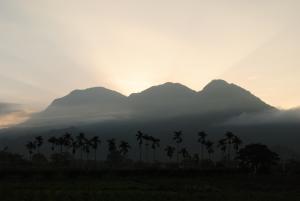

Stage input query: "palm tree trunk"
[
  {"left": 139, "top": 144, "right": 142, "bottom": 162},
  {"left": 201, "top": 145, "right": 204, "bottom": 161},
  {"left": 228, "top": 144, "right": 231, "bottom": 161},
  {"left": 176, "top": 143, "right": 179, "bottom": 164},
  {"left": 146, "top": 145, "right": 149, "bottom": 162}
]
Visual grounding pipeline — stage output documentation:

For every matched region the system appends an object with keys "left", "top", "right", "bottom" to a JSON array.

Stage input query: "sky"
[{"left": 1, "top": 0, "right": 300, "bottom": 127}]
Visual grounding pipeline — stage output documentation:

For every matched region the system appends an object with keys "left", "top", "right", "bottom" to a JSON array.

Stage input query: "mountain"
[
  {"left": 2, "top": 80, "right": 300, "bottom": 156},
  {"left": 20, "top": 79, "right": 274, "bottom": 128},
  {"left": 26, "top": 87, "right": 130, "bottom": 126},
  {"left": 197, "top": 79, "right": 274, "bottom": 113},
  {"left": 128, "top": 82, "right": 199, "bottom": 118}
]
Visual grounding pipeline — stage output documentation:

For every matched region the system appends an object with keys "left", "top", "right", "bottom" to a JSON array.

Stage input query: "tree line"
[
  {"left": 25, "top": 131, "right": 242, "bottom": 162},
  {"left": 19, "top": 130, "right": 280, "bottom": 173}
]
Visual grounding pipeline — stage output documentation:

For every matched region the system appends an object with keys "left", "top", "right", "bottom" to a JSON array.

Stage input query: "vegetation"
[
  {"left": 0, "top": 130, "right": 287, "bottom": 173},
  {"left": 1, "top": 130, "right": 299, "bottom": 200}
]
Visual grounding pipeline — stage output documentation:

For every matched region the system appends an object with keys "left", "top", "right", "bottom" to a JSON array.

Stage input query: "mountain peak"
[
  {"left": 199, "top": 79, "right": 274, "bottom": 112},
  {"left": 20, "top": 79, "right": 276, "bottom": 128},
  {"left": 69, "top": 87, "right": 124, "bottom": 96},
  {"left": 201, "top": 79, "right": 231, "bottom": 91},
  {"left": 129, "top": 82, "right": 196, "bottom": 98},
  {"left": 201, "top": 79, "right": 250, "bottom": 95},
  {"left": 50, "top": 87, "right": 126, "bottom": 107}
]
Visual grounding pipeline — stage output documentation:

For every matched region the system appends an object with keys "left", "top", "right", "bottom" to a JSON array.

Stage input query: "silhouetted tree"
[
  {"left": 26, "top": 141, "right": 36, "bottom": 160},
  {"left": 225, "top": 131, "right": 235, "bottom": 161},
  {"left": 106, "top": 138, "right": 122, "bottom": 164},
  {"left": 107, "top": 138, "right": 117, "bottom": 153},
  {"left": 48, "top": 136, "right": 58, "bottom": 152},
  {"left": 237, "top": 143, "right": 280, "bottom": 174},
  {"left": 179, "top": 148, "right": 189, "bottom": 160},
  {"left": 63, "top": 133, "right": 73, "bottom": 153},
  {"left": 119, "top": 140, "right": 131, "bottom": 157},
  {"left": 90, "top": 136, "right": 101, "bottom": 161},
  {"left": 233, "top": 135, "right": 243, "bottom": 154},
  {"left": 136, "top": 131, "right": 144, "bottom": 161},
  {"left": 70, "top": 140, "right": 78, "bottom": 156},
  {"left": 164, "top": 146, "right": 175, "bottom": 161},
  {"left": 205, "top": 140, "right": 214, "bottom": 160},
  {"left": 143, "top": 134, "right": 151, "bottom": 162},
  {"left": 198, "top": 131, "right": 207, "bottom": 161},
  {"left": 173, "top": 131, "right": 183, "bottom": 163},
  {"left": 76, "top": 133, "right": 86, "bottom": 160},
  {"left": 34, "top": 136, "right": 43, "bottom": 154},
  {"left": 83, "top": 138, "right": 91, "bottom": 160},
  {"left": 57, "top": 137, "right": 65, "bottom": 153},
  {"left": 218, "top": 138, "right": 227, "bottom": 160},
  {"left": 150, "top": 137, "right": 160, "bottom": 162}
]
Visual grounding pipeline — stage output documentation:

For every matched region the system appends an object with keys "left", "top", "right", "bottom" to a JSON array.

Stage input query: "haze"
[{"left": 1, "top": 0, "right": 300, "bottom": 127}]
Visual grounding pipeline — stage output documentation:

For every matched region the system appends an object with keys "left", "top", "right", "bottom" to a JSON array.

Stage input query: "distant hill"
[
  {"left": 197, "top": 79, "right": 274, "bottom": 113},
  {"left": 25, "top": 87, "right": 130, "bottom": 126},
  {"left": 22, "top": 79, "right": 275, "bottom": 127},
  {"left": 1, "top": 80, "right": 300, "bottom": 158}
]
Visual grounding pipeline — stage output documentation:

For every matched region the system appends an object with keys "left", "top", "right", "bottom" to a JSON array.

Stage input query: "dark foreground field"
[{"left": 0, "top": 170, "right": 299, "bottom": 201}]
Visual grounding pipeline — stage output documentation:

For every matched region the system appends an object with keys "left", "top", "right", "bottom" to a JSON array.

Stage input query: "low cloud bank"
[
  {"left": 0, "top": 103, "right": 32, "bottom": 128},
  {"left": 224, "top": 108, "right": 300, "bottom": 126}
]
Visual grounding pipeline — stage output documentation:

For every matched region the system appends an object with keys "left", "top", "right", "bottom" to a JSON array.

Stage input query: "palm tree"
[
  {"left": 48, "top": 136, "right": 58, "bottom": 152},
  {"left": 26, "top": 141, "right": 36, "bottom": 160},
  {"left": 119, "top": 140, "right": 131, "bottom": 157},
  {"left": 35, "top": 136, "right": 43, "bottom": 154},
  {"left": 142, "top": 134, "right": 151, "bottom": 162},
  {"left": 107, "top": 138, "right": 117, "bottom": 153},
  {"left": 136, "top": 131, "right": 144, "bottom": 161},
  {"left": 90, "top": 136, "right": 101, "bottom": 161},
  {"left": 173, "top": 131, "right": 183, "bottom": 163},
  {"left": 63, "top": 133, "right": 73, "bottom": 153},
  {"left": 198, "top": 131, "right": 207, "bottom": 161},
  {"left": 218, "top": 138, "right": 227, "bottom": 160},
  {"left": 150, "top": 137, "right": 160, "bottom": 162},
  {"left": 164, "top": 146, "right": 175, "bottom": 161},
  {"left": 70, "top": 140, "right": 78, "bottom": 156},
  {"left": 232, "top": 135, "right": 242, "bottom": 154},
  {"left": 225, "top": 131, "right": 235, "bottom": 161},
  {"left": 205, "top": 140, "right": 214, "bottom": 160},
  {"left": 83, "top": 138, "right": 91, "bottom": 160},
  {"left": 57, "top": 137, "right": 65, "bottom": 153},
  {"left": 76, "top": 133, "right": 86, "bottom": 160},
  {"left": 179, "top": 148, "right": 189, "bottom": 160}
]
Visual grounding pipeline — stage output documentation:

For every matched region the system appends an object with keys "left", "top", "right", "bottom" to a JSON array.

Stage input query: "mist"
[
  {"left": 223, "top": 108, "right": 300, "bottom": 126},
  {"left": 0, "top": 102, "right": 31, "bottom": 128}
]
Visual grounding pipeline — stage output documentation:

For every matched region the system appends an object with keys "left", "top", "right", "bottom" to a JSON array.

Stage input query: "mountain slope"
[
  {"left": 20, "top": 79, "right": 274, "bottom": 128},
  {"left": 196, "top": 79, "right": 275, "bottom": 113},
  {"left": 128, "top": 82, "right": 199, "bottom": 118},
  {"left": 26, "top": 87, "right": 130, "bottom": 126}
]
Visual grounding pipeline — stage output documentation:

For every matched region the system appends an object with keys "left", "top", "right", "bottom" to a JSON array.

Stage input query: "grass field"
[{"left": 0, "top": 172, "right": 299, "bottom": 201}]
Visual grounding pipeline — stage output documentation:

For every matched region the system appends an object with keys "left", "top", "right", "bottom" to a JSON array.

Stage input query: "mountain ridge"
[{"left": 21, "top": 79, "right": 275, "bottom": 128}]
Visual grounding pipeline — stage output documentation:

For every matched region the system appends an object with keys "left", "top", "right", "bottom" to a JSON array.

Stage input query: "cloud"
[
  {"left": 0, "top": 103, "right": 32, "bottom": 128},
  {"left": 223, "top": 108, "right": 300, "bottom": 126}
]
